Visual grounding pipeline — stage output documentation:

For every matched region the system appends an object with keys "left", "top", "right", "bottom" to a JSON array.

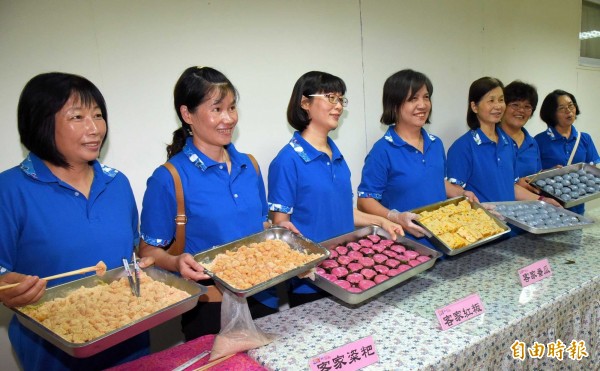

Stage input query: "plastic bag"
[{"left": 209, "top": 287, "right": 277, "bottom": 361}]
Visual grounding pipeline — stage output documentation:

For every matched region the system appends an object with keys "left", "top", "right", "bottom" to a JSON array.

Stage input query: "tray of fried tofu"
[
  {"left": 12, "top": 266, "right": 205, "bottom": 358},
  {"left": 410, "top": 197, "right": 511, "bottom": 255}
]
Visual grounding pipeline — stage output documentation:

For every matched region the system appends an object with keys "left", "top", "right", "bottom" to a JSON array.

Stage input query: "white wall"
[{"left": 1, "top": 0, "right": 597, "bottom": 369}]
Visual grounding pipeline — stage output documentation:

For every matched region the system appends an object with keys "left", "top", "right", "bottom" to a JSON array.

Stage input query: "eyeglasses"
[
  {"left": 557, "top": 103, "right": 576, "bottom": 113},
  {"left": 507, "top": 102, "right": 533, "bottom": 113},
  {"left": 308, "top": 94, "right": 348, "bottom": 107}
]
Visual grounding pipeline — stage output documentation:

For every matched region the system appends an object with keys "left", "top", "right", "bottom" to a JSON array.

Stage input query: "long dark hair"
[{"left": 167, "top": 66, "right": 238, "bottom": 159}]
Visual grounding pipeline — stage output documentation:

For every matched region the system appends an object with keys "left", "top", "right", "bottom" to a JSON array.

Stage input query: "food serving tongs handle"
[
  {"left": 132, "top": 252, "right": 141, "bottom": 297},
  {"left": 122, "top": 258, "right": 139, "bottom": 297}
]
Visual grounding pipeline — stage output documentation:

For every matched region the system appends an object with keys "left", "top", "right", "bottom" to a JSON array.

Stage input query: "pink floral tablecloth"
[{"left": 108, "top": 334, "right": 267, "bottom": 371}]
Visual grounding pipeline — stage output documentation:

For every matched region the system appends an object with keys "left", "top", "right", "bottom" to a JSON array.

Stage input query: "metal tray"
[
  {"left": 528, "top": 163, "right": 600, "bottom": 208},
  {"left": 194, "top": 227, "right": 329, "bottom": 297},
  {"left": 12, "top": 266, "right": 205, "bottom": 358},
  {"left": 487, "top": 200, "right": 595, "bottom": 234},
  {"left": 410, "top": 196, "right": 511, "bottom": 256},
  {"left": 311, "top": 225, "right": 441, "bottom": 305}
]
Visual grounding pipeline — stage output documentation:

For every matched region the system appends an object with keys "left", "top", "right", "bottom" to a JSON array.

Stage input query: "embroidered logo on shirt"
[
  {"left": 288, "top": 138, "right": 311, "bottom": 162},
  {"left": 100, "top": 164, "right": 119, "bottom": 178},
  {"left": 471, "top": 131, "right": 482, "bottom": 145},
  {"left": 184, "top": 144, "right": 208, "bottom": 171}
]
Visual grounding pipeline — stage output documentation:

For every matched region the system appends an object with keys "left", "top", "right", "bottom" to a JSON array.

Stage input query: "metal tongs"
[{"left": 122, "top": 253, "right": 141, "bottom": 297}]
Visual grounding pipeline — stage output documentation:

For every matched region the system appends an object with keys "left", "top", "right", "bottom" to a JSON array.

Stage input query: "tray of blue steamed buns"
[
  {"left": 489, "top": 200, "right": 594, "bottom": 234},
  {"left": 529, "top": 163, "right": 600, "bottom": 208}
]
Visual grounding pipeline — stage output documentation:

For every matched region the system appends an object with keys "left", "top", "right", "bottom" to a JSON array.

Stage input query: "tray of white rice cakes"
[
  {"left": 12, "top": 266, "right": 205, "bottom": 358},
  {"left": 411, "top": 197, "right": 511, "bottom": 256},
  {"left": 488, "top": 200, "right": 594, "bottom": 234},
  {"left": 312, "top": 226, "right": 441, "bottom": 305},
  {"left": 528, "top": 163, "right": 600, "bottom": 208}
]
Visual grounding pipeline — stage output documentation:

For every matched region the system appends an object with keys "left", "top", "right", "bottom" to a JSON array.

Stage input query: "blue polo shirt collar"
[
  {"left": 182, "top": 137, "right": 245, "bottom": 172},
  {"left": 288, "top": 131, "right": 343, "bottom": 163},
  {"left": 545, "top": 125, "right": 578, "bottom": 142},
  {"left": 384, "top": 126, "right": 436, "bottom": 150},
  {"left": 471, "top": 127, "right": 509, "bottom": 146},
  {"left": 20, "top": 153, "right": 118, "bottom": 186}
]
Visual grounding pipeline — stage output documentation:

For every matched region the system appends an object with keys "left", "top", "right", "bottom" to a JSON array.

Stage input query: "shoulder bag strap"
[
  {"left": 567, "top": 131, "right": 581, "bottom": 166},
  {"left": 246, "top": 153, "right": 260, "bottom": 175},
  {"left": 162, "top": 162, "right": 186, "bottom": 256}
]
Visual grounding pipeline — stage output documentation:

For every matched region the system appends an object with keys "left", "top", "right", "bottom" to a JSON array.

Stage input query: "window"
[{"left": 580, "top": 0, "right": 600, "bottom": 66}]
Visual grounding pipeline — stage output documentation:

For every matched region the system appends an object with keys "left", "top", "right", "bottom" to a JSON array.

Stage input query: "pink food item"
[
  {"left": 316, "top": 267, "right": 326, "bottom": 275},
  {"left": 331, "top": 266, "right": 349, "bottom": 278},
  {"left": 387, "top": 268, "right": 401, "bottom": 277},
  {"left": 347, "top": 287, "right": 363, "bottom": 293},
  {"left": 371, "top": 243, "right": 386, "bottom": 253},
  {"left": 367, "top": 234, "right": 381, "bottom": 243},
  {"left": 347, "top": 262, "right": 364, "bottom": 272},
  {"left": 337, "top": 255, "right": 353, "bottom": 266},
  {"left": 360, "top": 268, "right": 377, "bottom": 280},
  {"left": 358, "top": 279, "right": 376, "bottom": 290},
  {"left": 358, "top": 257, "right": 375, "bottom": 267},
  {"left": 404, "top": 250, "right": 419, "bottom": 260},
  {"left": 395, "top": 253, "right": 409, "bottom": 263},
  {"left": 346, "top": 242, "right": 362, "bottom": 251},
  {"left": 335, "top": 245, "right": 348, "bottom": 255},
  {"left": 374, "top": 274, "right": 389, "bottom": 284},
  {"left": 390, "top": 244, "right": 406, "bottom": 253},
  {"left": 328, "top": 249, "right": 339, "bottom": 259},
  {"left": 346, "top": 273, "right": 364, "bottom": 284},
  {"left": 360, "top": 247, "right": 374, "bottom": 255},
  {"left": 379, "top": 239, "right": 395, "bottom": 247},
  {"left": 347, "top": 251, "right": 363, "bottom": 261},
  {"left": 374, "top": 264, "right": 389, "bottom": 275},
  {"left": 358, "top": 239, "right": 373, "bottom": 248},
  {"left": 373, "top": 254, "right": 388, "bottom": 264},
  {"left": 320, "top": 273, "right": 337, "bottom": 282},
  {"left": 408, "top": 260, "right": 421, "bottom": 267},
  {"left": 396, "top": 264, "right": 411, "bottom": 273},
  {"left": 385, "top": 259, "right": 400, "bottom": 268},
  {"left": 334, "top": 280, "right": 351, "bottom": 289},
  {"left": 416, "top": 255, "right": 431, "bottom": 262},
  {"left": 321, "top": 259, "right": 339, "bottom": 269},
  {"left": 383, "top": 250, "right": 398, "bottom": 258}
]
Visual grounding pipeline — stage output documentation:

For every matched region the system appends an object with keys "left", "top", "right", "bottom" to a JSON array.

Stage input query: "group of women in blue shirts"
[{"left": 1, "top": 66, "right": 598, "bottom": 370}]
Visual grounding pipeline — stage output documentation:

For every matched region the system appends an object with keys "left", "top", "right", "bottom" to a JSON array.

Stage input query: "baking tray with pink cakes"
[{"left": 312, "top": 226, "right": 441, "bottom": 305}]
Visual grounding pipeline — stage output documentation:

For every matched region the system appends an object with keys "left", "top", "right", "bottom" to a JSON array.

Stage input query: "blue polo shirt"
[
  {"left": 0, "top": 153, "right": 147, "bottom": 371},
  {"left": 447, "top": 127, "right": 518, "bottom": 202},
  {"left": 358, "top": 127, "right": 446, "bottom": 211},
  {"left": 534, "top": 125, "right": 600, "bottom": 214},
  {"left": 512, "top": 128, "right": 542, "bottom": 178},
  {"left": 268, "top": 132, "right": 354, "bottom": 294},
  {"left": 140, "top": 138, "right": 267, "bottom": 255}
]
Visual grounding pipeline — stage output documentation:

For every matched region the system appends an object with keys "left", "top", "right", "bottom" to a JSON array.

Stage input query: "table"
[
  {"left": 108, "top": 334, "right": 267, "bottom": 371},
  {"left": 248, "top": 210, "right": 600, "bottom": 370}
]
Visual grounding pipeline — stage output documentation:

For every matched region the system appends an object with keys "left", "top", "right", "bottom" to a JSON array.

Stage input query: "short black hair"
[
  {"left": 17, "top": 72, "right": 108, "bottom": 168},
  {"left": 504, "top": 80, "right": 538, "bottom": 114},
  {"left": 539, "top": 89, "right": 580, "bottom": 127},
  {"left": 380, "top": 69, "right": 433, "bottom": 125},
  {"left": 287, "top": 71, "right": 346, "bottom": 131},
  {"left": 466, "top": 76, "right": 504, "bottom": 130}
]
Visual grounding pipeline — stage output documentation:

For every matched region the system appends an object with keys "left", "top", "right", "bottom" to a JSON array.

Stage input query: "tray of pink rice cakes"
[{"left": 312, "top": 226, "right": 441, "bottom": 305}]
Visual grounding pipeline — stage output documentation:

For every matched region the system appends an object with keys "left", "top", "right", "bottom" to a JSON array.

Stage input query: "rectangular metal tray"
[
  {"left": 487, "top": 200, "right": 595, "bottom": 234},
  {"left": 528, "top": 162, "right": 600, "bottom": 208},
  {"left": 410, "top": 196, "right": 511, "bottom": 256},
  {"left": 311, "top": 225, "right": 441, "bottom": 305},
  {"left": 12, "top": 266, "right": 205, "bottom": 358},
  {"left": 194, "top": 227, "right": 329, "bottom": 297}
]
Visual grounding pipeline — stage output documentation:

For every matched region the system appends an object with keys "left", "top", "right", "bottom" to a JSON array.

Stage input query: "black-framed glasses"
[
  {"left": 507, "top": 102, "right": 533, "bottom": 113},
  {"left": 557, "top": 103, "right": 576, "bottom": 113},
  {"left": 308, "top": 94, "right": 348, "bottom": 107}
]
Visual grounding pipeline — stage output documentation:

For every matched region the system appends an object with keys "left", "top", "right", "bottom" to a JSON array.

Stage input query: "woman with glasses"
[
  {"left": 268, "top": 71, "right": 403, "bottom": 307},
  {"left": 447, "top": 77, "right": 542, "bottom": 203},
  {"left": 357, "top": 69, "right": 477, "bottom": 246},
  {"left": 534, "top": 89, "right": 600, "bottom": 214}
]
